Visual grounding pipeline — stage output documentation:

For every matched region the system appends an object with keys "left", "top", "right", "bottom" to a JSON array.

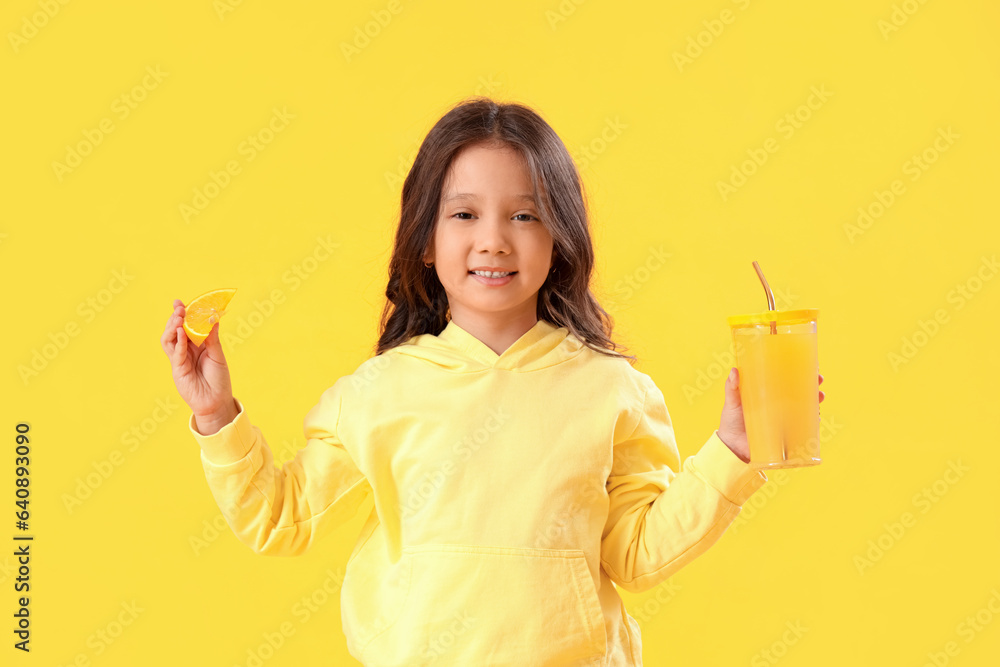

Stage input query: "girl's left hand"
[{"left": 717, "top": 368, "right": 825, "bottom": 464}]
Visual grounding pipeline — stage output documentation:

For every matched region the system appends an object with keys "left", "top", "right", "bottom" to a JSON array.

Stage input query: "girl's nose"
[{"left": 474, "top": 216, "right": 512, "bottom": 254}]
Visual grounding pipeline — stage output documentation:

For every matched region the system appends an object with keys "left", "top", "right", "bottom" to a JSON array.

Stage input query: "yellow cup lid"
[{"left": 727, "top": 308, "right": 818, "bottom": 328}]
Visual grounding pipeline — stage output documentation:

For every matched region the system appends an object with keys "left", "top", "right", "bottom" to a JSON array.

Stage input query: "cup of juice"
[{"left": 727, "top": 308, "right": 820, "bottom": 469}]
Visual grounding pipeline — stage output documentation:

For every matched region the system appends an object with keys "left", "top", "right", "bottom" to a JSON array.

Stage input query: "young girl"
[{"left": 161, "top": 97, "right": 825, "bottom": 667}]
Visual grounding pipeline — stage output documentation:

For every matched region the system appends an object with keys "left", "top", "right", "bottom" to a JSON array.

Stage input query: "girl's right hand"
[{"left": 160, "top": 298, "right": 237, "bottom": 429}]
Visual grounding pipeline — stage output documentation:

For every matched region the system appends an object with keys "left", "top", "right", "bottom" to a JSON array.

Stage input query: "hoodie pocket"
[{"left": 360, "top": 544, "right": 607, "bottom": 667}]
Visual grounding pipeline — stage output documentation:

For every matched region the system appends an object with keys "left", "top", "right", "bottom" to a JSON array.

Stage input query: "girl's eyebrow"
[{"left": 442, "top": 192, "right": 536, "bottom": 204}]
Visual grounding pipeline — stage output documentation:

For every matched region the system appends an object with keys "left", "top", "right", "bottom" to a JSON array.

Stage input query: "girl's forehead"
[
  {"left": 443, "top": 147, "right": 535, "bottom": 192},
  {"left": 450, "top": 142, "right": 525, "bottom": 170}
]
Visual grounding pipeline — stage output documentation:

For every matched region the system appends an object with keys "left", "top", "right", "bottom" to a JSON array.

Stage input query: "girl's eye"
[{"left": 451, "top": 212, "right": 538, "bottom": 221}]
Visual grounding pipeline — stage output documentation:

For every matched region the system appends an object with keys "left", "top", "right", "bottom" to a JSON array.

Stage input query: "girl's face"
[{"left": 425, "top": 142, "right": 555, "bottom": 328}]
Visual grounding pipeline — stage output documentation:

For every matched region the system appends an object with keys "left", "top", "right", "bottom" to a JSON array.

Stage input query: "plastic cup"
[{"left": 727, "top": 308, "right": 820, "bottom": 469}]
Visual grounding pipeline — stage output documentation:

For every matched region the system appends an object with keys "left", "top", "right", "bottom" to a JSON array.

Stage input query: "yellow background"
[{"left": 3, "top": 0, "right": 999, "bottom": 664}]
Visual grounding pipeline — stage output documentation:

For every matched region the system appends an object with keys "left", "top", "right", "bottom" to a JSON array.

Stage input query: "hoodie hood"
[{"left": 392, "top": 318, "right": 586, "bottom": 373}]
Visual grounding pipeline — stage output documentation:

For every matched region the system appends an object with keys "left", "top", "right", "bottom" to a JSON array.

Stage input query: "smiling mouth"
[{"left": 469, "top": 271, "right": 518, "bottom": 276}]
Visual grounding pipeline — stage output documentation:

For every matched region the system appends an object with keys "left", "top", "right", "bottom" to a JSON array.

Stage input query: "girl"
[{"left": 161, "top": 97, "right": 825, "bottom": 667}]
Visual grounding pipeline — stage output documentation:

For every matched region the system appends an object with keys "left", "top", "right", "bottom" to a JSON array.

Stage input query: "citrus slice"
[{"left": 183, "top": 288, "right": 237, "bottom": 346}]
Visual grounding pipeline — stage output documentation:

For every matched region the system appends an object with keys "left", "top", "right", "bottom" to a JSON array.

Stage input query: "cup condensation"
[{"left": 727, "top": 309, "right": 821, "bottom": 469}]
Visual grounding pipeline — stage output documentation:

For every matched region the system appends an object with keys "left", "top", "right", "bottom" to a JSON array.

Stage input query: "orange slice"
[{"left": 183, "top": 288, "right": 237, "bottom": 346}]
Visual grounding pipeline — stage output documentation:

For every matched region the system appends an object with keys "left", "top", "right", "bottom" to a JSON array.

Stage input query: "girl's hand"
[
  {"left": 160, "top": 299, "right": 237, "bottom": 425},
  {"left": 718, "top": 368, "right": 825, "bottom": 464}
]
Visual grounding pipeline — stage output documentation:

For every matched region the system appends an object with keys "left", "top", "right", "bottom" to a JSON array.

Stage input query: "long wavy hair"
[{"left": 374, "top": 96, "right": 635, "bottom": 364}]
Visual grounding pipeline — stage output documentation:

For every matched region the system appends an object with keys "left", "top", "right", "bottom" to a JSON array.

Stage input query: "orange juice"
[{"left": 728, "top": 309, "right": 820, "bottom": 469}]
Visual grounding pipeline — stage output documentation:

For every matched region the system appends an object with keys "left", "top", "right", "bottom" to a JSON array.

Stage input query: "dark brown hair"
[{"left": 374, "top": 96, "right": 635, "bottom": 364}]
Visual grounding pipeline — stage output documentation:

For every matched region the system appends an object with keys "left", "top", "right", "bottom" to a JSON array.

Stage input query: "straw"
[
  {"left": 751, "top": 260, "right": 784, "bottom": 461},
  {"left": 752, "top": 261, "right": 778, "bottom": 334}
]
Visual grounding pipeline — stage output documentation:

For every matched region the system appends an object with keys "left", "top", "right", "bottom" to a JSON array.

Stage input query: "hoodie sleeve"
[
  {"left": 600, "top": 375, "right": 768, "bottom": 594},
  {"left": 189, "top": 377, "right": 371, "bottom": 557}
]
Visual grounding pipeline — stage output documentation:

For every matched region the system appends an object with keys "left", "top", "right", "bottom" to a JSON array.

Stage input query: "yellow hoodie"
[{"left": 189, "top": 318, "right": 769, "bottom": 666}]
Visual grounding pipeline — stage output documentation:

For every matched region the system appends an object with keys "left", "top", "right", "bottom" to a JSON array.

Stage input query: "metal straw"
[
  {"left": 752, "top": 261, "right": 778, "bottom": 334},
  {"left": 751, "top": 260, "right": 785, "bottom": 461}
]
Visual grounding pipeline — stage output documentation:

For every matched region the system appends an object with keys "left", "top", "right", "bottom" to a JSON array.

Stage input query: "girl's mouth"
[{"left": 469, "top": 270, "right": 517, "bottom": 285}]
